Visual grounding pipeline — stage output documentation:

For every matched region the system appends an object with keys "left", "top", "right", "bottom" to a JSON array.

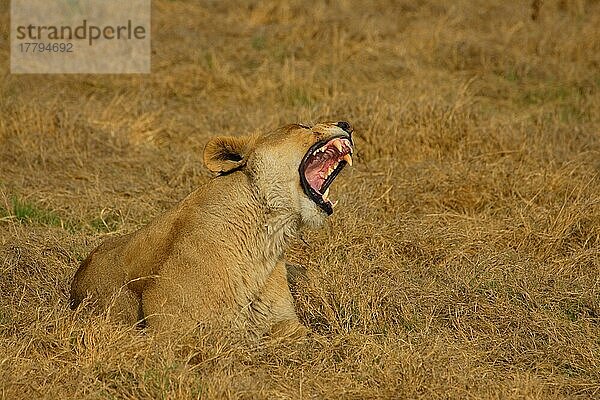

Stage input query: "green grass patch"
[
  {"left": 0, "top": 195, "right": 85, "bottom": 233},
  {"left": 558, "top": 103, "right": 589, "bottom": 123},
  {"left": 498, "top": 67, "right": 526, "bottom": 83},
  {"left": 0, "top": 309, "right": 9, "bottom": 326},
  {"left": 0, "top": 195, "right": 121, "bottom": 233},
  {"left": 6, "top": 196, "right": 62, "bottom": 226},
  {"left": 560, "top": 299, "right": 597, "bottom": 322},
  {"left": 202, "top": 52, "right": 214, "bottom": 70},
  {"left": 251, "top": 34, "right": 266, "bottom": 51},
  {"left": 519, "top": 84, "right": 580, "bottom": 106},
  {"left": 514, "top": 83, "right": 592, "bottom": 123},
  {"left": 89, "top": 211, "right": 121, "bottom": 233}
]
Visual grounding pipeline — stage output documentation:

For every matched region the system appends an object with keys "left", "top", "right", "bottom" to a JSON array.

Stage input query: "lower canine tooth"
[
  {"left": 343, "top": 154, "right": 353, "bottom": 166},
  {"left": 332, "top": 200, "right": 338, "bottom": 208}
]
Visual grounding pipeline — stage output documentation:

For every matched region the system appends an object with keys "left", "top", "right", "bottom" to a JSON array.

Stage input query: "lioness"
[{"left": 70, "top": 121, "right": 354, "bottom": 335}]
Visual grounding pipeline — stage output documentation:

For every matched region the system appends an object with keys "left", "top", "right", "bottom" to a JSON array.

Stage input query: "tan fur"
[{"left": 69, "top": 122, "right": 351, "bottom": 336}]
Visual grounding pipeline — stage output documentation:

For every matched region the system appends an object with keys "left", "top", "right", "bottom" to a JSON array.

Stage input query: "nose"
[{"left": 336, "top": 121, "right": 353, "bottom": 134}]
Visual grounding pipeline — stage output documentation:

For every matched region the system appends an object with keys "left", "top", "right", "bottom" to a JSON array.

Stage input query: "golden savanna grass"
[{"left": 1, "top": 0, "right": 599, "bottom": 398}]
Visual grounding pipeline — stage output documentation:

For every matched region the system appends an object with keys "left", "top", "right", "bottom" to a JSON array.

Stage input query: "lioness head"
[{"left": 204, "top": 121, "right": 354, "bottom": 227}]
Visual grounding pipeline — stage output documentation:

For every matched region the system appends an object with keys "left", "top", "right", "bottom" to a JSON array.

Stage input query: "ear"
[{"left": 203, "top": 135, "right": 255, "bottom": 174}]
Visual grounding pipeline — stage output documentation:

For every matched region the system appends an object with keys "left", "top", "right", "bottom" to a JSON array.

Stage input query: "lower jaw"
[{"left": 312, "top": 197, "right": 333, "bottom": 215}]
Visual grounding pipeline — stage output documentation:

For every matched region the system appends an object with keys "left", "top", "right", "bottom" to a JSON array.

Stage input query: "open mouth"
[{"left": 299, "top": 135, "right": 353, "bottom": 215}]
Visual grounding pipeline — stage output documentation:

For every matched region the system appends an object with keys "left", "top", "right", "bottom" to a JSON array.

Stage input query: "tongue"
[
  {"left": 305, "top": 153, "right": 341, "bottom": 192},
  {"left": 305, "top": 163, "right": 325, "bottom": 193}
]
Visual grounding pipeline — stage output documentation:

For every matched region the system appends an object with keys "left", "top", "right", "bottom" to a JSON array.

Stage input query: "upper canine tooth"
[
  {"left": 333, "top": 139, "right": 343, "bottom": 152},
  {"left": 323, "top": 188, "right": 330, "bottom": 199},
  {"left": 343, "top": 153, "right": 353, "bottom": 166}
]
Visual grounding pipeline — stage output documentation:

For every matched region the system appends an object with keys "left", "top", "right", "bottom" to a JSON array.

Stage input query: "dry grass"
[{"left": 1, "top": 0, "right": 600, "bottom": 398}]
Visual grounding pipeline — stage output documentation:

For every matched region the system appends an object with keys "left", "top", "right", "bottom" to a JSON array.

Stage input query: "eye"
[{"left": 298, "top": 124, "right": 311, "bottom": 129}]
